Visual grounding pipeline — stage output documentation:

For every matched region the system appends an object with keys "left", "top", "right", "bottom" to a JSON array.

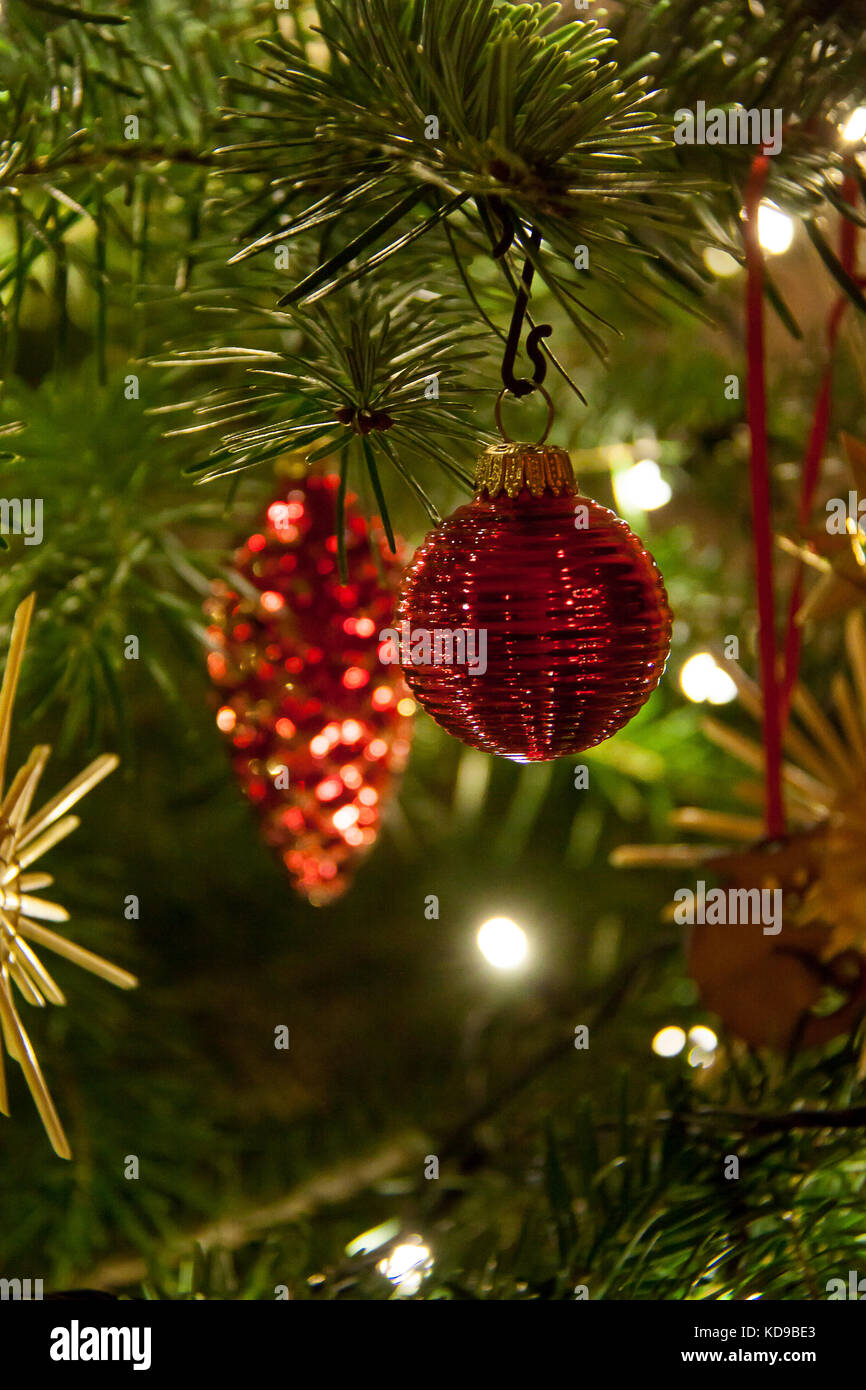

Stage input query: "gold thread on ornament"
[{"left": 0, "top": 594, "right": 137, "bottom": 1159}]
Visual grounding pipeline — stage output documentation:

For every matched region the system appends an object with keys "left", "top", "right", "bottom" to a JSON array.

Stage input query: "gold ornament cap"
[{"left": 474, "top": 442, "right": 576, "bottom": 500}]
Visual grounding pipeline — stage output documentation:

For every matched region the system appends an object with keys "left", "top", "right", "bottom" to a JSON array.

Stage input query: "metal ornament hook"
[
  {"left": 489, "top": 210, "right": 553, "bottom": 398},
  {"left": 495, "top": 384, "right": 555, "bottom": 447}
]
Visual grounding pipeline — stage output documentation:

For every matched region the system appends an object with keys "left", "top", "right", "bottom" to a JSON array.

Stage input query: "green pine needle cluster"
[
  {"left": 154, "top": 282, "right": 490, "bottom": 521},
  {"left": 220, "top": 0, "right": 705, "bottom": 347}
]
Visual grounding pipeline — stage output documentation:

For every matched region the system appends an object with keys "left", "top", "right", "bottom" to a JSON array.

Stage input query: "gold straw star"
[
  {"left": 613, "top": 610, "right": 866, "bottom": 961},
  {"left": 0, "top": 593, "right": 137, "bottom": 1159},
  {"left": 779, "top": 434, "right": 866, "bottom": 625}
]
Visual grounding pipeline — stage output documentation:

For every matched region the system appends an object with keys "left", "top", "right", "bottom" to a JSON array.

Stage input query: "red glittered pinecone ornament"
[
  {"left": 395, "top": 443, "right": 672, "bottom": 761},
  {"left": 205, "top": 473, "right": 414, "bottom": 905}
]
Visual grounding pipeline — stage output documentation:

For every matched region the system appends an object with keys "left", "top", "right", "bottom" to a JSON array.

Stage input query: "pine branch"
[
  {"left": 217, "top": 0, "right": 707, "bottom": 342},
  {"left": 0, "top": 381, "right": 225, "bottom": 754},
  {"left": 152, "top": 278, "right": 494, "bottom": 535},
  {"left": 612, "top": 0, "right": 866, "bottom": 322}
]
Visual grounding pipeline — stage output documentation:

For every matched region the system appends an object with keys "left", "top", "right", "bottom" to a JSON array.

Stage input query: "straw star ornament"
[
  {"left": 0, "top": 594, "right": 137, "bottom": 1159},
  {"left": 612, "top": 609, "right": 866, "bottom": 927},
  {"left": 779, "top": 433, "right": 866, "bottom": 624},
  {"left": 612, "top": 611, "right": 866, "bottom": 1056}
]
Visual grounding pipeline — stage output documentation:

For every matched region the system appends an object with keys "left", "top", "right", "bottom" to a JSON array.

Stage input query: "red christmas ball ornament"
[
  {"left": 394, "top": 443, "right": 672, "bottom": 761},
  {"left": 204, "top": 473, "right": 414, "bottom": 905}
]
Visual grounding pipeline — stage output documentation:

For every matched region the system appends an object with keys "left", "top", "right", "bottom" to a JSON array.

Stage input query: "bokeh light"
[
  {"left": 841, "top": 107, "right": 866, "bottom": 142},
  {"left": 477, "top": 916, "right": 529, "bottom": 970},
  {"left": 613, "top": 459, "right": 672, "bottom": 513},
  {"left": 652, "top": 1026, "right": 686, "bottom": 1057},
  {"left": 679, "top": 653, "right": 737, "bottom": 705},
  {"left": 757, "top": 200, "right": 794, "bottom": 255}
]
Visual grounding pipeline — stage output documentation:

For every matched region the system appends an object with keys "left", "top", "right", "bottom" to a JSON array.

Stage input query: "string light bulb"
[
  {"left": 377, "top": 1239, "right": 433, "bottom": 1295},
  {"left": 476, "top": 916, "right": 528, "bottom": 970},
  {"left": 613, "top": 459, "right": 672, "bottom": 513},
  {"left": 841, "top": 107, "right": 866, "bottom": 142},
  {"left": 680, "top": 653, "right": 737, "bottom": 705},
  {"left": 652, "top": 1026, "right": 686, "bottom": 1057},
  {"left": 757, "top": 201, "right": 794, "bottom": 256}
]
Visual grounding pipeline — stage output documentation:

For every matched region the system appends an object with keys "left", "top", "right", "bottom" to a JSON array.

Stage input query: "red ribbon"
[
  {"left": 743, "top": 153, "right": 785, "bottom": 839},
  {"left": 780, "top": 173, "right": 860, "bottom": 720},
  {"left": 743, "top": 159, "right": 860, "bottom": 838}
]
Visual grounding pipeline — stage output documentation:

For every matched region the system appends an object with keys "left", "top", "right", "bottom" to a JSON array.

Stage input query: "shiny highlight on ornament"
[{"left": 343, "top": 666, "right": 369, "bottom": 689}]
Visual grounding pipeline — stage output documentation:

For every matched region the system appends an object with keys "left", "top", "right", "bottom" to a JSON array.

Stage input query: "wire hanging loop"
[
  {"left": 495, "top": 383, "right": 554, "bottom": 446},
  {"left": 493, "top": 213, "right": 553, "bottom": 398}
]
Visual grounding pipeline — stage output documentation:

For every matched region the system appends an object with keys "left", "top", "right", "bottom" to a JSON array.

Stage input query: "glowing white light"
[
  {"left": 688, "top": 1025, "right": 718, "bottom": 1052},
  {"left": 688, "top": 1045, "right": 716, "bottom": 1069},
  {"left": 377, "top": 1239, "right": 432, "bottom": 1295},
  {"left": 842, "top": 107, "right": 866, "bottom": 142},
  {"left": 757, "top": 201, "right": 794, "bottom": 255},
  {"left": 345, "top": 1219, "right": 400, "bottom": 1258},
  {"left": 612, "top": 459, "right": 672, "bottom": 513},
  {"left": 679, "top": 653, "right": 737, "bottom": 705},
  {"left": 652, "top": 1025, "right": 686, "bottom": 1057},
  {"left": 703, "top": 247, "right": 741, "bottom": 278},
  {"left": 476, "top": 916, "right": 528, "bottom": 970}
]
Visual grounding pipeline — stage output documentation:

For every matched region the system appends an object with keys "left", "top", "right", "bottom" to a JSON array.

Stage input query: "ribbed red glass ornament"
[
  {"left": 395, "top": 444, "right": 672, "bottom": 762},
  {"left": 204, "top": 473, "right": 414, "bottom": 905}
]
